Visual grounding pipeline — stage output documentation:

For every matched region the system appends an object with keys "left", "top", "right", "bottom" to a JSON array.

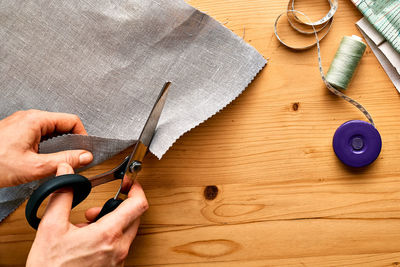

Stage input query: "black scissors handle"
[
  {"left": 25, "top": 174, "right": 92, "bottom": 229},
  {"left": 95, "top": 198, "right": 123, "bottom": 221},
  {"left": 25, "top": 174, "right": 125, "bottom": 229}
]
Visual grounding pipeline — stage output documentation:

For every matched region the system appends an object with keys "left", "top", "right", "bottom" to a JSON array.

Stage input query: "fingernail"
[{"left": 79, "top": 152, "right": 93, "bottom": 165}]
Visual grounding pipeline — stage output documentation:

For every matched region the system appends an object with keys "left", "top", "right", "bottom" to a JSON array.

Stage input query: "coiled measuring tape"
[{"left": 274, "top": 1, "right": 382, "bottom": 168}]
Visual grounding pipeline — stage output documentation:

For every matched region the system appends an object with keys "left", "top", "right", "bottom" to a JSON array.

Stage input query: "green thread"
[{"left": 326, "top": 35, "right": 366, "bottom": 90}]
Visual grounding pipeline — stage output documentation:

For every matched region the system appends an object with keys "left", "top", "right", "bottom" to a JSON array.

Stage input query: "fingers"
[
  {"left": 36, "top": 110, "right": 88, "bottom": 136},
  {"left": 34, "top": 149, "right": 93, "bottom": 177},
  {"left": 19, "top": 109, "right": 88, "bottom": 136},
  {"left": 85, "top": 207, "right": 102, "bottom": 222},
  {"left": 120, "top": 174, "right": 134, "bottom": 195},
  {"left": 98, "top": 181, "right": 148, "bottom": 231},
  {"left": 40, "top": 163, "right": 75, "bottom": 231},
  {"left": 126, "top": 179, "right": 145, "bottom": 198},
  {"left": 121, "top": 218, "right": 141, "bottom": 246}
]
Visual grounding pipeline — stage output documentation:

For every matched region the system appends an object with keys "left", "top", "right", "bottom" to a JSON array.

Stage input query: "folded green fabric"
[{"left": 351, "top": 0, "right": 400, "bottom": 53}]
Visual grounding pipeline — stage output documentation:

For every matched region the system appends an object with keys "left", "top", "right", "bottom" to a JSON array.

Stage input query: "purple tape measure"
[{"left": 332, "top": 120, "right": 382, "bottom": 167}]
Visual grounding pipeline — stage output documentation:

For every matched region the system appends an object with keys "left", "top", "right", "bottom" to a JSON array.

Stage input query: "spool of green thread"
[{"left": 326, "top": 35, "right": 366, "bottom": 90}]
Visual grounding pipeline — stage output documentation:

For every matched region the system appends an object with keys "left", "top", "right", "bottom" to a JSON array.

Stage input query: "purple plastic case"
[{"left": 332, "top": 120, "right": 382, "bottom": 167}]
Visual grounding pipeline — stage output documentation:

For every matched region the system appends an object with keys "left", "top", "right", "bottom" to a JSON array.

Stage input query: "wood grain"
[{"left": 2, "top": 0, "right": 400, "bottom": 266}]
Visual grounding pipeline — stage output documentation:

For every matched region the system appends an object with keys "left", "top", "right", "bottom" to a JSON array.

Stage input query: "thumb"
[
  {"left": 37, "top": 150, "right": 93, "bottom": 175},
  {"left": 40, "top": 163, "right": 75, "bottom": 231}
]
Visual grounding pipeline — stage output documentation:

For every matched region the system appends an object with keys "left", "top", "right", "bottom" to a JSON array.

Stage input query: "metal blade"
[
  {"left": 118, "top": 81, "right": 170, "bottom": 179},
  {"left": 88, "top": 82, "right": 171, "bottom": 184},
  {"left": 138, "top": 81, "right": 170, "bottom": 147}
]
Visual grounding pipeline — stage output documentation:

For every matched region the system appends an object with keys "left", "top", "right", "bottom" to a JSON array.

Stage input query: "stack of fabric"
[{"left": 351, "top": 0, "right": 400, "bottom": 92}]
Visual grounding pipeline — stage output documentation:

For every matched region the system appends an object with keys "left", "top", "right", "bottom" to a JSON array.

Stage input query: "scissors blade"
[
  {"left": 118, "top": 81, "right": 170, "bottom": 178},
  {"left": 137, "top": 81, "right": 171, "bottom": 148},
  {"left": 88, "top": 82, "right": 171, "bottom": 185}
]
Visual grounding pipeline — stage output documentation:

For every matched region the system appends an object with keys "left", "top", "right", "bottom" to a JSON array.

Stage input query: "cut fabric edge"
[
  {"left": 153, "top": 57, "right": 268, "bottom": 159},
  {"left": 37, "top": 55, "right": 267, "bottom": 163},
  {"left": 0, "top": 198, "right": 26, "bottom": 223},
  {"left": 0, "top": 181, "right": 37, "bottom": 223},
  {"left": 150, "top": 6, "right": 268, "bottom": 158}
]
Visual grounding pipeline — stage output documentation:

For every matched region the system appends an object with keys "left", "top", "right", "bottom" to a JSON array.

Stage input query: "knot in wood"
[{"left": 204, "top": 185, "right": 218, "bottom": 200}]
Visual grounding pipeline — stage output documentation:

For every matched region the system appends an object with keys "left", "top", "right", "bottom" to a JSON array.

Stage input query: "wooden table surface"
[{"left": 2, "top": 0, "right": 400, "bottom": 266}]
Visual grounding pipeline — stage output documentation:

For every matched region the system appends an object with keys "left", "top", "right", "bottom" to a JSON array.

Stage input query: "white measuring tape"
[{"left": 273, "top": 1, "right": 374, "bottom": 126}]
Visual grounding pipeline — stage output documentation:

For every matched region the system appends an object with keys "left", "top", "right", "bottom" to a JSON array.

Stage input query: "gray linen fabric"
[{"left": 0, "top": 0, "right": 266, "bottom": 222}]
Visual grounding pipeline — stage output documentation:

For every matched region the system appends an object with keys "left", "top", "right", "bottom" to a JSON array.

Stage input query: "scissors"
[{"left": 25, "top": 82, "right": 171, "bottom": 229}]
